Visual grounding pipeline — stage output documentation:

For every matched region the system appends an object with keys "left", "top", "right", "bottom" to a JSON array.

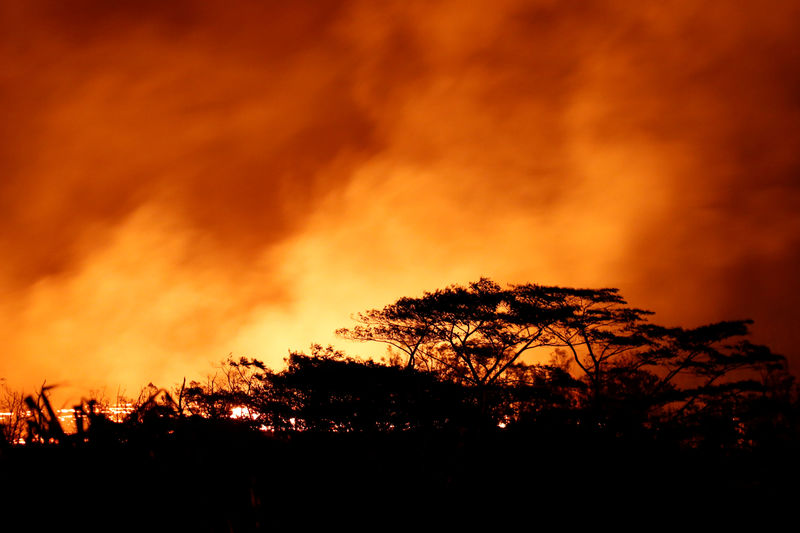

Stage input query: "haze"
[{"left": 1, "top": 0, "right": 799, "bottom": 404}]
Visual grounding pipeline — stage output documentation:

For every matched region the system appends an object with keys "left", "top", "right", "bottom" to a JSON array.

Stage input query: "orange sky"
[{"left": 1, "top": 0, "right": 799, "bottom": 405}]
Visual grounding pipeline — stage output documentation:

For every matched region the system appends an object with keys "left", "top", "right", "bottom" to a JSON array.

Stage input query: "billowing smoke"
[{"left": 1, "top": 0, "right": 798, "bottom": 404}]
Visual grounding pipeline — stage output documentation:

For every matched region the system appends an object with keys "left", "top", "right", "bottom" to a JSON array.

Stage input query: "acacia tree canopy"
[
  {"left": 339, "top": 278, "right": 586, "bottom": 386},
  {"left": 337, "top": 278, "right": 786, "bottom": 419}
]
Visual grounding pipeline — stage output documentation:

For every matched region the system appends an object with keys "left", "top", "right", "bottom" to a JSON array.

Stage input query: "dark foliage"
[{"left": 2, "top": 278, "right": 798, "bottom": 530}]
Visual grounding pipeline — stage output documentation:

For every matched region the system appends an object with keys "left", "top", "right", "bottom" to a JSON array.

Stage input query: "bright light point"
[{"left": 230, "top": 406, "right": 252, "bottom": 419}]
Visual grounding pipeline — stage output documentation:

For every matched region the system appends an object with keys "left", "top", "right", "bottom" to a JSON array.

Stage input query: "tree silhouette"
[
  {"left": 268, "top": 346, "right": 479, "bottom": 431},
  {"left": 339, "top": 278, "right": 786, "bottom": 431},
  {"left": 338, "top": 278, "right": 574, "bottom": 388},
  {"left": 3, "top": 277, "right": 796, "bottom": 531},
  {"left": 0, "top": 380, "right": 25, "bottom": 446},
  {"left": 545, "top": 296, "right": 785, "bottom": 429},
  {"left": 537, "top": 286, "right": 654, "bottom": 400},
  {"left": 183, "top": 356, "right": 268, "bottom": 424}
]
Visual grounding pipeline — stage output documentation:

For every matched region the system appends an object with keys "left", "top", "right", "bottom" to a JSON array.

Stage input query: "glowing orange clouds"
[{"left": 1, "top": 1, "right": 799, "bottom": 404}]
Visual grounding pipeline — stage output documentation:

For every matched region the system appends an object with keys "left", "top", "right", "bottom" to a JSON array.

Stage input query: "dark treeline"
[{"left": 1, "top": 279, "right": 799, "bottom": 530}]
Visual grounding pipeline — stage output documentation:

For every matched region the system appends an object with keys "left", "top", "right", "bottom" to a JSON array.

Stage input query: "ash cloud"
[
  {"left": 1, "top": 0, "right": 799, "bottom": 400},
  {"left": 0, "top": 0, "right": 379, "bottom": 283}
]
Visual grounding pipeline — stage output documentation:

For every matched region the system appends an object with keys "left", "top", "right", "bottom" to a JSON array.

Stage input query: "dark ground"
[{"left": 2, "top": 419, "right": 796, "bottom": 531}]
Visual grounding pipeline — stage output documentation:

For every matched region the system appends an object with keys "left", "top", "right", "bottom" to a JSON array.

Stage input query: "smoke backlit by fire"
[{"left": 1, "top": 1, "right": 799, "bottom": 404}]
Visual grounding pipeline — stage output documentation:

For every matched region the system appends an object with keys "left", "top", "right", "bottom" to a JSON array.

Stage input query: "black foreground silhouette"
[{"left": 1, "top": 279, "right": 798, "bottom": 530}]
